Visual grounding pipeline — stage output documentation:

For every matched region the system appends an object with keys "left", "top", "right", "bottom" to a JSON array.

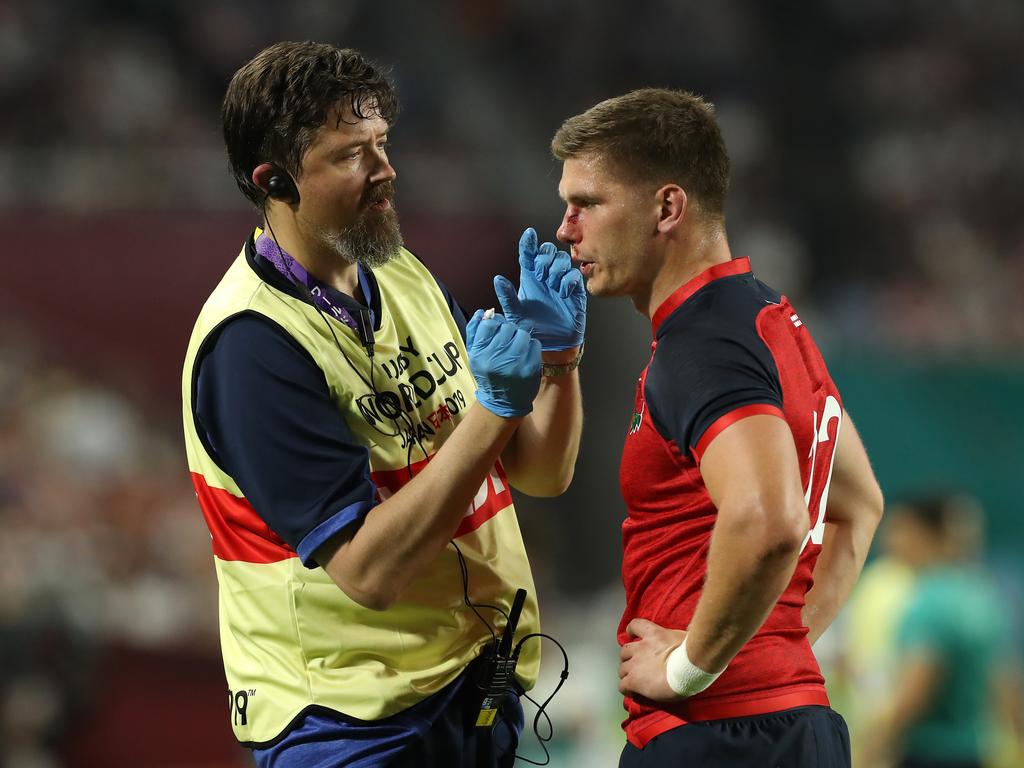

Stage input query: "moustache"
[{"left": 363, "top": 182, "right": 395, "bottom": 208}]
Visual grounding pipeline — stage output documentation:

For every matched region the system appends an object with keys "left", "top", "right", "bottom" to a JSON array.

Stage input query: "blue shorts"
[
  {"left": 619, "top": 705, "right": 850, "bottom": 768},
  {"left": 252, "top": 663, "right": 523, "bottom": 768}
]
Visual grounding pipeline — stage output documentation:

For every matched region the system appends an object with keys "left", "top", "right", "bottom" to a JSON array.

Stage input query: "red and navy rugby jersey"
[{"left": 619, "top": 257, "right": 843, "bottom": 747}]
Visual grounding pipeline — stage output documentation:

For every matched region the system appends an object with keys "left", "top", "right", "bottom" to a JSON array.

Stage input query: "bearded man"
[{"left": 182, "top": 41, "right": 585, "bottom": 768}]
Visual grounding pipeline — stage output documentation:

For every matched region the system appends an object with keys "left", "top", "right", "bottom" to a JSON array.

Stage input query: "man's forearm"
[
  {"left": 685, "top": 505, "right": 805, "bottom": 673},
  {"left": 318, "top": 403, "right": 520, "bottom": 609},
  {"left": 802, "top": 517, "right": 875, "bottom": 645},
  {"left": 803, "top": 411, "right": 884, "bottom": 643},
  {"left": 501, "top": 348, "right": 582, "bottom": 496}
]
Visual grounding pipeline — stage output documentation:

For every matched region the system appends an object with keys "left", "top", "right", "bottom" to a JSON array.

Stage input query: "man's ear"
[
  {"left": 251, "top": 162, "right": 277, "bottom": 195},
  {"left": 655, "top": 185, "right": 688, "bottom": 234}
]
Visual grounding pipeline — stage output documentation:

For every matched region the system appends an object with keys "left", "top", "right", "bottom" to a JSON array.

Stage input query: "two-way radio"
[
  {"left": 467, "top": 581, "right": 570, "bottom": 766},
  {"left": 476, "top": 587, "right": 528, "bottom": 728}
]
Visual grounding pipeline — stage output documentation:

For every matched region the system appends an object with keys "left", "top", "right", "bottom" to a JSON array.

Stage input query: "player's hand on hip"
[
  {"left": 619, "top": 618, "right": 688, "bottom": 703},
  {"left": 493, "top": 227, "right": 586, "bottom": 352},
  {"left": 466, "top": 309, "right": 541, "bottom": 419}
]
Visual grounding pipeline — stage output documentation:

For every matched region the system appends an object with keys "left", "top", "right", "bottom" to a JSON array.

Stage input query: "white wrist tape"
[{"left": 665, "top": 638, "right": 723, "bottom": 698}]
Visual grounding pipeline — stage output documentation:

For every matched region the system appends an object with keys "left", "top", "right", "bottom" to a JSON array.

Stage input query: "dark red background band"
[
  {"left": 191, "top": 473, "right": 296, "bottom": 563},
  {"left": 651, "top": 257, "right": 751, "bottom": 335},
  {"left": 692, "top": 403, "right": 787, "bottom": 462}
]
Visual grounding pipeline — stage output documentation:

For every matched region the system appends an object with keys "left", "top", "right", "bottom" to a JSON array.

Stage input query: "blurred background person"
[
  {"left": 838, "top": 507, "right": 917, "bottom": 763},
  {"left": 857, "top": 494, "right": 1023, "bottom": 768},
  {"left": 3, "top": 1, "right": 1024, "bottom": 765}
]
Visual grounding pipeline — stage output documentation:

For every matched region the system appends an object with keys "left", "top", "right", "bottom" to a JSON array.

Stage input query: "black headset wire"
[
  {"left": 263, "top": 199, "right": 567, "bottom": 760},
  {"left": 511, "top": 633, "right": 570, "bottom": 766},
  {"left": 450, "top": 539, "right": 508, "bottom": 646},
  {"left": 452, "top": 536, "right": 570, "bottom": 765},
  {"left": 262, "top": 203, "right": 427, "bottom": 465}
]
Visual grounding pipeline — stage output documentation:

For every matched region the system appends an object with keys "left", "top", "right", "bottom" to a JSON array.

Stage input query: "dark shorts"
[
  {"left": 252, "top": 660, "right": 523, "bottom": 768},
  {"left": 619, "top": 706, "right": 851, "bottom": 768},
  {"left": 390, "top": 675, "right": 522, "bottom": 768}
]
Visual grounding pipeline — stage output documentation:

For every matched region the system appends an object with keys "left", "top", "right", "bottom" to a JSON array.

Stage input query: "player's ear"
[{"left": 655, "top": 184, "right": 688, "bottom": 234}]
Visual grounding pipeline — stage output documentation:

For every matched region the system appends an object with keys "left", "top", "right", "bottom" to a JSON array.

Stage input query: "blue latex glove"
[
  {"left": 493, "top": 228, "right": 587, "bottom": 351},
  {"left": 466, "top": 309, "right": 541, "bottom": 418}
]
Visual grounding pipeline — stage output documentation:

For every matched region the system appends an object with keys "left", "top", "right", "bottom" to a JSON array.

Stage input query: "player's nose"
[{"left": 556, "top": 210, "right": 578, "bottom": 245}]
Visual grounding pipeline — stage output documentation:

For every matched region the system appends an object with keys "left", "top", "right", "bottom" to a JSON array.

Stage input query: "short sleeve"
[
  {"left": 194, "top": 314, "right": 378, "bottom": 566},
  {"left": 645, "top": 317, "right": 784, "bottom": 461}
]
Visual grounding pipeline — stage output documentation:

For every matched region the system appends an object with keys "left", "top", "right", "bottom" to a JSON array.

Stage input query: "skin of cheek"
[{"left": 602, "top": 204, "right": 654, "bottom": 298}]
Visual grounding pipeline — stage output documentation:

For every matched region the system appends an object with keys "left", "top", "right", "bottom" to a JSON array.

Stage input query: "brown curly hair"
[{"left": 222, "top": 41, "right": 399, "bottom": 206}]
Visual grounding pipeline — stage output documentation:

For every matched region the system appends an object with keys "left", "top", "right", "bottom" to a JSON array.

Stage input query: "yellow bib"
[{"left": 181, "top": 235, "right": 539, "bottom": 745}]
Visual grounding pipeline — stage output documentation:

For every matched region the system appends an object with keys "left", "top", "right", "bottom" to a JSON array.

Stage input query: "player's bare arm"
[
  {"left": 316, "top": 312, "right": 541, "bottom": 610},
  {"left": 500, "top": 349, "right": 582, "bottom": 496},
  {"left": 496, "top": 227, "right": 586, "bottom": 497},
  {"left": 316, "top": 404, "right": 520, "bottom": 610},
  {"left": 802, "top": 412, "right": 884, "bottom": 644}
]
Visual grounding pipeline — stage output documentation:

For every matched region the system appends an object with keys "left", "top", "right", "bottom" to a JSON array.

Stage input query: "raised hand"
[
  {"left": 493, "top": 227, "right": 586, "bottom": 351},
  {"left": 466, "top": 309, "right": 542, "bottom": 418}
]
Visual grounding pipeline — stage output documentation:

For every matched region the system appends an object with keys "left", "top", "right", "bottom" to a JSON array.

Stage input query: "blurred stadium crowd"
[
  {"left": 2, "top": 0, "right": 1024, "bottom": 765},
  {"left": 4, "top": 0, "right": 1024, "bottom": 349},
  {"left": 0, "top": 322, "right": 223, "bottom": 765}
]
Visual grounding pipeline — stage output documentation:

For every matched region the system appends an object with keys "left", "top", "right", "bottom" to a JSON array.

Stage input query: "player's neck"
[{"left": 642, "top": 228, "right": 732, "bottom": 321}]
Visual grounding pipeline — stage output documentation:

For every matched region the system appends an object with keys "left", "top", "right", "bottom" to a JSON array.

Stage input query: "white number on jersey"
[{"left": 801, "top": 395, "right": 842, "bottom": 553}]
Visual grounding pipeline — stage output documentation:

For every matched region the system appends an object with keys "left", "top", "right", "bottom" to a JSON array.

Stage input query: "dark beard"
[
  {"left": 336, "top": 182, "right": 403, "bottom": 268},
  {"left": 339, "top": 205, "right": 403, "bottom": 269}
]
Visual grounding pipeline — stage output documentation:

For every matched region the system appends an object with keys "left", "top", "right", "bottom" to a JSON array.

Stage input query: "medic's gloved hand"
[
  {"left": 466, "top": 309, "right": 542, "bottom": 418},
  {"left": 493, "top": 227, "right": 587, "bottom": 351}
]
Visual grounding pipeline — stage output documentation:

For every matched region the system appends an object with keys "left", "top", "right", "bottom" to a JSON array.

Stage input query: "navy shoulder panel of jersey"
[
  {"left": 645, "top": 273, "right": 784, "bottom": 455},
  {"left": 194, "top": 313, "right": 377, "bottom": 567}
]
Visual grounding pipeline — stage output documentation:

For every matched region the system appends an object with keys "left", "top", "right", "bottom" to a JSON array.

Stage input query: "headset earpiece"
[{"left": 266, "top": 168, "right": 299, "bottom": 204}]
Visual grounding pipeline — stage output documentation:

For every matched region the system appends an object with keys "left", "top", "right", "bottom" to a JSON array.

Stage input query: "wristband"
[
  {"left": 665, "top": 638, "right": 722, "bottom": 698},
  {"left": 540, "top": 345, "right": 584, "bottom": 377}
]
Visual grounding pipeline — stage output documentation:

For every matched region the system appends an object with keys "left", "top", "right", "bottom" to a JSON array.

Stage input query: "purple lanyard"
[{"left": 255, "top": 233, "right": 374, "bottom": 333}]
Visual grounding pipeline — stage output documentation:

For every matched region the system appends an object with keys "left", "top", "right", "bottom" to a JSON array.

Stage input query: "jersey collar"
[{"left": 651, "top": 257, "right": 752, "bottom": 336}]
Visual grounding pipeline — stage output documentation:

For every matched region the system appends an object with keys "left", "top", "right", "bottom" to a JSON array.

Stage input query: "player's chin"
[{"left": 583, "top": 277, "right": 614, "bottom": 297}]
